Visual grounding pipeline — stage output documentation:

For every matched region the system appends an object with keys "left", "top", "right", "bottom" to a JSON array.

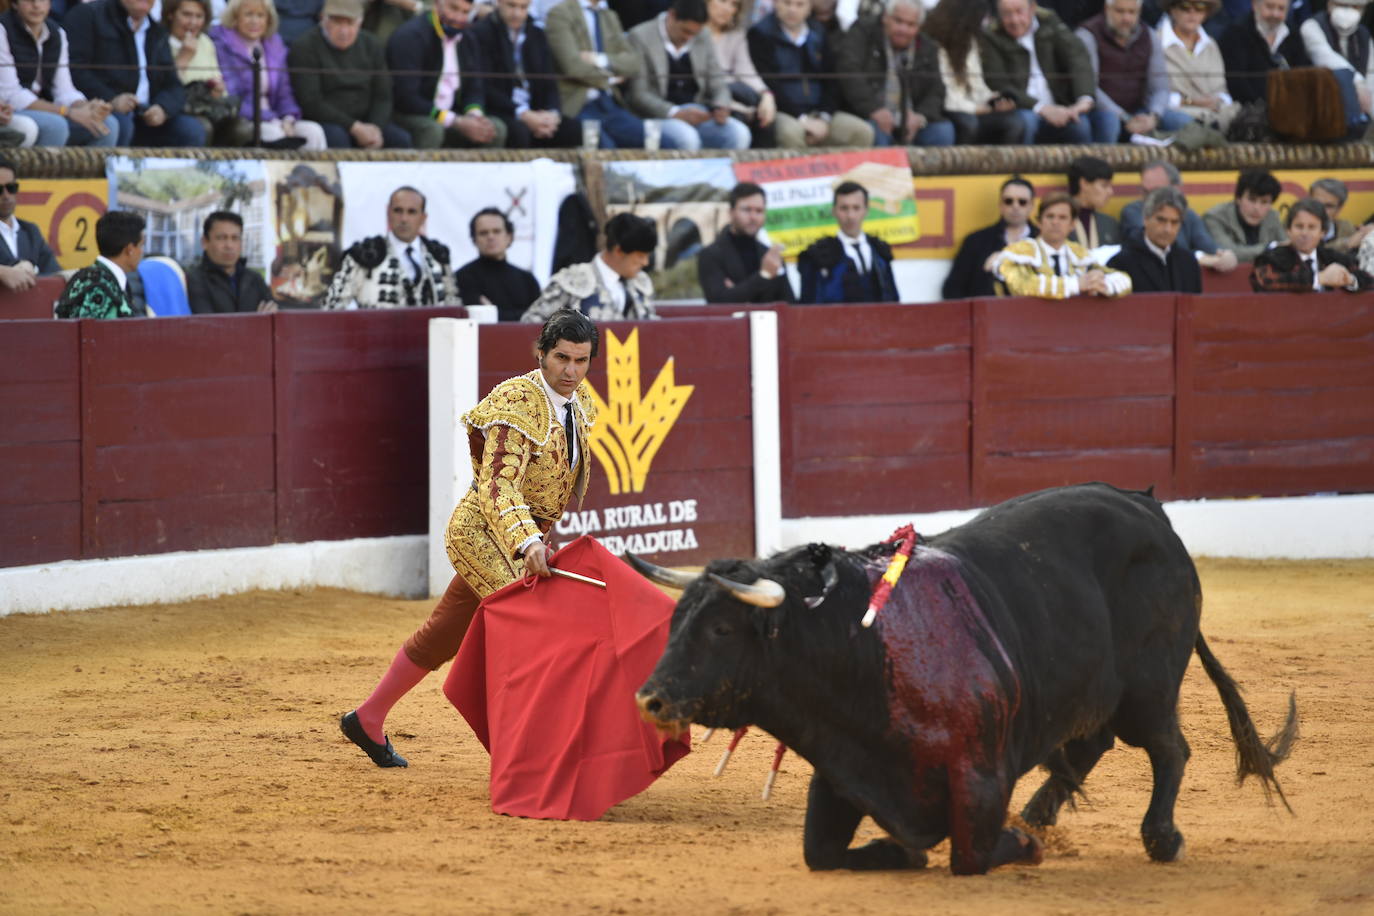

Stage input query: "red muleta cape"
[{"left": 448, "top": 535, "right": 691, "bottom": 820}]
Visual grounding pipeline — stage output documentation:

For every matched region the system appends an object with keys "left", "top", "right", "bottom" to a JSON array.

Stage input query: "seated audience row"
[{"left": 7, "top": 0, "right": 1369, "bottom": 148}]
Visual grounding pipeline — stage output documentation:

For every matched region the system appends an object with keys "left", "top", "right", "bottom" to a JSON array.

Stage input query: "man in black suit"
[
  {"left": 63, "top": 0, "right": 205, "bottom": 147},
  {"left": 696, "top": 182, "right": 795, "bottom": 303},
  {"left": 455, "top": 207, "right": 542, "bottom": 320},
  {"left": 1218, "top": 0, "right": 1310, "bottom": 104},
  {"left": 471, "top": 0, "right": 582, "bottom": 148},
  {"left": 0, "top": 157, "right": 60, "bottom": 293},
  {"left": 1108, "top": 186, "right": 1202, "bottom": 293},
  {"left": 942, "top": 176, "right": 1038, "bottom": 299}
]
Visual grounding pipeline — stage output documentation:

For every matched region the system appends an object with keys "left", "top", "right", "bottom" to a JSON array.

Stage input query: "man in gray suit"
[
  {"left": 544, "top": 0, "right": 648, "bottom": 148},
  {"left": 625, "top": 0, "right": 751, "bottom": 150},
  {"left": 0, "top": 157, "right": 60, "bottom": 294}
]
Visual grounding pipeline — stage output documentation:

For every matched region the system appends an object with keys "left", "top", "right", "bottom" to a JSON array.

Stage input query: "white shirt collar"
[
  {"left": 96, "top": 255, "right": 129, "bottom": 291},
  {"left": 1143, "top": 235, "right": 1171, "bottom": 262},
  {"left": 785, "top": 22, "right": 809, "bottom": 46},
  {"left": 838, "top": 230, "right": 866, "bottom": 246},
  {"left": 538, "top": 371, "right": 572, "bottom": 413},
  {"left": 1256, "top": 18, "right": 1289, "bottom": 49},
  {"left": 389, "top": 232, "right": 420, "bottom": 257},
  {"left": 593, "top": 252, "right": 625, "bottom": 306},
  {"left": 659, "top": 13, "right": 690, "bottom": 56},
  {"left": 1158, "top": 18, "right": 1214, "bottom": 55},
  {"left": 127, "top": 15, "right": 149, "bottom": 35}
]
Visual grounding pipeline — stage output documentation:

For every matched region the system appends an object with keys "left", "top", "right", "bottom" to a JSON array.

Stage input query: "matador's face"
[{"left": 539, "top": 339, "right": 593, "bottom": 398}]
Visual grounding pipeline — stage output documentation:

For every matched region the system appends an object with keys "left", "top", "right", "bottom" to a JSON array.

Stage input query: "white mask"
[{"left": 1330, "top": 6, "right": 1362, "bottom": 30}]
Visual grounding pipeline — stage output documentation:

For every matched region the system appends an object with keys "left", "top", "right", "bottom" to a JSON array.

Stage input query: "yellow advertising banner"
[
  {"left": 899, "top": 168, "right": 1374, "bottom": 260},
  {"left": 14, "top": 179, "right": 108, "bottom": 271}
]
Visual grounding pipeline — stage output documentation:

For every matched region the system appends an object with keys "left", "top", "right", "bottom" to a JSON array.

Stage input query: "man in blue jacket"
[
  {"left": 798, "top": 181, "right": 900, "bottom": 304},
  {"left": 63, "top": 0, "right": 205, "bottom": 146}
]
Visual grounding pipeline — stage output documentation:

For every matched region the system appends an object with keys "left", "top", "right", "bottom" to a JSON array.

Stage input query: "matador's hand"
[{"left": 523, "top": 542, "right": 552, "bottom": 577}]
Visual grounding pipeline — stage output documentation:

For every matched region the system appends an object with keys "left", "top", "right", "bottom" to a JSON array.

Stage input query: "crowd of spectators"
[{"left": 0, "top": 0, "right": 1370, "bottom": 149}]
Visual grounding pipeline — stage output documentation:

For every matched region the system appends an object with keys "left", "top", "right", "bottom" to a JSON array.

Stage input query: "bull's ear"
[{"left": 803, "top": 543, "right": 839, "bottom": 609}]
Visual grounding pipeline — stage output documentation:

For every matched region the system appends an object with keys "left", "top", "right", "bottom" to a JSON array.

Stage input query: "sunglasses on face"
[
  {"left": 0, "top": 182, "right": 19, "bottom": 195},
  {"left": 1002, "top": 197, "right": 1031, "bottom": 206},
  {"left": 1178, "top": 3, "right": 1209, "bottom": 11}
]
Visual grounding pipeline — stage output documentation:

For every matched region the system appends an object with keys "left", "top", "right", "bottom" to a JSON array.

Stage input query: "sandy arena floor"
[{"left": 2, "top": 558, "right": 1373, "bottom": 915}]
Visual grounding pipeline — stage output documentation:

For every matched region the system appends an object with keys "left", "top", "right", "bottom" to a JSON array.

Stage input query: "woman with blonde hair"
[
  {"left": 210, "top": 0, "right": 327, "bottom": 149},
  {"left": 1158, "top": 0, "right": 1237, "bottom": 133},
  {"left": 705, "top": 0, "right": 776, "bottom": 145}
]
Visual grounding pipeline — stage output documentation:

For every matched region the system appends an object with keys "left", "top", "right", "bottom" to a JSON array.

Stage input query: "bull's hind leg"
[
  {"left": 1136, "top": 725, "right": 1190, "bottom": 861},
  {"left": 1020, "top": 727, "right": 1115, "bottom": 827},
  {"left": 803, "top": 773, "right": 927, "bottom": 871}
]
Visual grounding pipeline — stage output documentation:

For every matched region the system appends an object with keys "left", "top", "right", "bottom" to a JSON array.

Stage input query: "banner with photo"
[
  {"left": 336, "top": 159, "right": 577, "bottom": 288},
  {"left": 733, "top": 149, "right": 918, "bottom": 258},
  {"left": 603, "top": 158, "right": 737, "bottom": 300}
]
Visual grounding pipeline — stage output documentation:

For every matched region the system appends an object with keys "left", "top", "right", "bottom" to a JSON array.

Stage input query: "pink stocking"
[{"left": 354, "top": 648, "right": 430, "bottom": 744}]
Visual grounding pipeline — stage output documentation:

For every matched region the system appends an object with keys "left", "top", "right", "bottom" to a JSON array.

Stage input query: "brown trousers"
[{"left": 402, "top": 574, "right": 483, "bottom": 671}]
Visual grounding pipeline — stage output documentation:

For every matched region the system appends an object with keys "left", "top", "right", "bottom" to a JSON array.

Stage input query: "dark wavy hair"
[{"left": 537, "top": 309, "right": 600, "bottom": 357}]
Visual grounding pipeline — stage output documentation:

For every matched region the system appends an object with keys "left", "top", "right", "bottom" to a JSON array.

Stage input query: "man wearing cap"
[
  {"left": 340, "top": 309, "right": 599, "bottom": 768},
  {"left": 324, "top": 185, "right": 457, "bottom": 309},
  {"left": 288, "top": 0, "right": 412, "bottom": 148}
]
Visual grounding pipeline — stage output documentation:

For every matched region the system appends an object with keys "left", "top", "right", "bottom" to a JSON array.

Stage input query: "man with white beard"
[{"left": 1219, "top": 0, "right": 1311, "bottom": 104}]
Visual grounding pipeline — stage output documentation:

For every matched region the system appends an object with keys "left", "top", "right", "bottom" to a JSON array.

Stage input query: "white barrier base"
[
  {"left": 0, "top": 535, "right": 428, "bottom": 618},
  {"left": 780, "top": 493, "right": 1374, "bottom": 560},
  {"left": 4, "top": 494, "right": 1372, "bottom": 617}
]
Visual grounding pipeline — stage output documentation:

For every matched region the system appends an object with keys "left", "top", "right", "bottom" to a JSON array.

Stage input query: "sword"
[{"left": 549, "top": 566, "right": 607, "bottom": 589}]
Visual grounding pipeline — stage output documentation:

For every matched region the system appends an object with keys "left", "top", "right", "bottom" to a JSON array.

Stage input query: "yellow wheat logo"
[{"left": 585, "top": 329, "right": 694, "bottom": 495}]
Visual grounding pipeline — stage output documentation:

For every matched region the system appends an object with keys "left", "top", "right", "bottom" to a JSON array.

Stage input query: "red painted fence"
[{"left": 3, "top": 293, "right": 1372, "bottom": 570}]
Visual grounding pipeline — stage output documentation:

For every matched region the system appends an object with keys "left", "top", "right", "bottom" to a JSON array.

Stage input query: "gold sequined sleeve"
[{"left": 476, "top": 424, "right": 543, "bottom": 560}]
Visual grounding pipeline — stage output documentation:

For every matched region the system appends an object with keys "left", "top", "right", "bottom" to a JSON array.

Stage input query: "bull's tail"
[{"left": 1195, "top": 633, "right": 1299, "bottom": 814}]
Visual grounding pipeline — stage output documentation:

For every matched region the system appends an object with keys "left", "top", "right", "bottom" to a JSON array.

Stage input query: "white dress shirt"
[
  {"left": 96, "top": 255, "right": 130, "bottom": 292},
  {"left": 593, "top": 252, "right": 627, "bottom": 311},
  {"left": 0, "top": 215, "right": 19, "bottom": 263},
  {"left": 389, "top": 232, "right": 425, "bottom": 281},
  {"left": 128, "top": 15, "right": 151, "bottom": 106},
  {"left": 838, "top": 230, "right": 872, "bottom": 275}
]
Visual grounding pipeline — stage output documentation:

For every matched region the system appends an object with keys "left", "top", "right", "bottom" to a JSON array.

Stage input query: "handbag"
[{"left": 183, "top": 80, "right": 242, "bottom": 126}]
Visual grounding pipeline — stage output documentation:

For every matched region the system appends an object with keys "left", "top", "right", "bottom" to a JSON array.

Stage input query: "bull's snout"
[{"left": 635, "top": 685, "right": 691, "bottom": 739}]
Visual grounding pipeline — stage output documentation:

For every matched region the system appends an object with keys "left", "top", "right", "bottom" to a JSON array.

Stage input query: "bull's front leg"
[
  {"left": 947, "top": 764, "right": 1043, "bottom": 875},
  {"left": 803, "top": 773, "right": 928, "bottom": 871}
]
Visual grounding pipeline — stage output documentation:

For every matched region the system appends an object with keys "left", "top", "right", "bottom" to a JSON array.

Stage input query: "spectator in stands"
[
  {"left": 1077, "top": 0, "right": 1193, "bottom": 141},
  {"left": 1251, "top": 197, "right": 1374, "bottom": 291},
  {"left": 1309, "top": 177, "right": 1374, "bottom": 252},
  {"left": 522, "top": 211, "right": 658, "bottom": 321},
  {"left": 1159, "top": 0, "right": 1239, "bottom": 133},
  {"left": 1300, "top": 0, "right": 1372, "bottom": 121},
  {"left": 1219, "top": 0, "right": 1310, "bottom": 104},
  {"left": 798, "top": 181, "right": 898, "bottom": 304},
  {"left": 625, "top": 0, "right": 752, "bottom": 149},
  {"left": 1121, "top": 160, "right": 1238, "bottom": 272},
  {"left": 185, "top": 211, "right": 278, "bottom": 313},
  {"left": 387, "top": 0, "right": 505, "bottom": 148},
  {"left": 1067, "top": 156, "right": 1120, "bottom": 250},
  {"left": 364, "top": 0, "right": 421, "bottom": 47},
  {"left": 545, "top": 0, "right": 649, "bottom": 148},
  {"left": 289, "top": 0, "right": 411, "bottom": 148},
  {"left": 212, "top": 0, "right": 328, "bottom": 149},
  {"left": 0, "top": 0, "right": 117, "bottom": 147},
  {"left": 324, "top": 186, "right": 457, "bottom": 309},
  {"left": 989, "top": 192, "right": 1133, "bottom": 298},
  {"left": 54, "top": 210, "right": 144, "bottom": 319},
  {"left": 455, "top": 207, "right": 542, "bottom": 321},
  {"left": 697, "top": 181, "right": 795, "bottom": 303},
  {"left": 834, "top": 0, "right": 954, "bottom": 146},
  {"left": 748, "top": 0, "right": 870, "bottom": 147},
  {"left": 942, "top": 176, "right": 1039, "bottom": 300},
  {"left": 0, "top": 157, "right": 59, "bottom": 291},
  {"left": 980, "top": 0, "right": 1096, "bottom": 144},
  {"left": 64, "top": 0, "right": 207, "bottom": 146},
  {"left": 167, "top": 0, "right": 251, "bottom": 145},
  {"left": 703, "top": 0, "right": 777, "bottom": 146},
  {"left": 276, "top": 0, "right": 323, "bottom": 43},
  {"left": 1203, "top": 168, "right": 1286, "bottom": 262},
  {"left": 1108, "top": 186, "right": 1203, "bottom": 292},
  {"left": 611, "top": 0, "right": 671, "bottom": 29},
  {"left": 471, "top": 0, "right": 583, "bottom": 148},
  {"left": 923, "top": 0, "right": 1025, "bottom": 144}
]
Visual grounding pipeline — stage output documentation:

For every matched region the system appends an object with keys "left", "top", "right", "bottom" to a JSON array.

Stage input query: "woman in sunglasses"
[{"left": 1158, "top": 0, "right": 1238, "bottom": 132}]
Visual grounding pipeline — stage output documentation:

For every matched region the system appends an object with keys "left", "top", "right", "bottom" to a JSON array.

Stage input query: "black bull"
[{"left": 631, "top": 483, "right": 1298, "bottom": 875}]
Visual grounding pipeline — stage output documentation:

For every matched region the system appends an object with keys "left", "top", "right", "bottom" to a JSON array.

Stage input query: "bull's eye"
[{"left": 712, "top": 623, "right": 733, "bottom": 637}]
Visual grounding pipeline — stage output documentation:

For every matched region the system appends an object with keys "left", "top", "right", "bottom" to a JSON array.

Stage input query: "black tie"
[
  {"left": 564, "top": 403, "right": 576, "bottom": 466},
  {"left": 405, "top": 245, "right": 423, "bottom": 281},
  {"left": 1052, "top": 253, "right": 1063, "bottom": 277},
  {"left": 851, "top": 242, "right": 867, "bottom": 275},
  {"left": 621, "top": 278, "right": 634, "bottom": 317}
]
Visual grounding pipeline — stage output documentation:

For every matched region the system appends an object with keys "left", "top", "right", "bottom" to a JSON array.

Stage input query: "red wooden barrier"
[
  {"left": 972, "top": 294, "right": 1176, "bottom": 505},
  {"left": 0, "top": 320, "right": 80, "bottom": 566},
  {"left": 275, "top": 307, "right": 466, "bottom": 543},
  {"left": 785, "top": 303, "right": 972, "bottom": 516},
  {"left": 1175, "top": 293, "right": 1374, "bottom": 498},
  {"left": 80, "top": 315, "right": 276, "bottom": 559},
  {"left": 478, "top": 317, "right": 756, "bottom": 565},
  {"left": 0, "top": 274, "right": 65, "bottom": 321}
]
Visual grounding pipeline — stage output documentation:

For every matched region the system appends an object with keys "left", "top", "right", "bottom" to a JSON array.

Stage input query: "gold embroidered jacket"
[
  {"left": 989, "top": 237, "right": 1133, "bottom": 299},
  {"left": 445, "top": 370, "right": 598, "bottom": 596}
]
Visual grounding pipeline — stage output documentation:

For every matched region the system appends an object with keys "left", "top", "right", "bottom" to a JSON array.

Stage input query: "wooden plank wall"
[
  {"left": 786, "top": 303, "right": 972, "bottom": 517},
  {"left": 1176, "top": 293, "right": 1374, "bottom": 498},
  {"left": 0, "top": 320, "right": 81, "bottom": 566},
  {"left": 972, "top": 294, "right": 1177, "bottom": 504}
]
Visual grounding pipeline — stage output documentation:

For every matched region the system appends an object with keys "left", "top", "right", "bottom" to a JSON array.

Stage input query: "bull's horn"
[
  {"left": 625, "top": 552, "right": 697, "bottom": 590},
  {"left": 708, "top": 573, "right": 785, "bottom": 608}
]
